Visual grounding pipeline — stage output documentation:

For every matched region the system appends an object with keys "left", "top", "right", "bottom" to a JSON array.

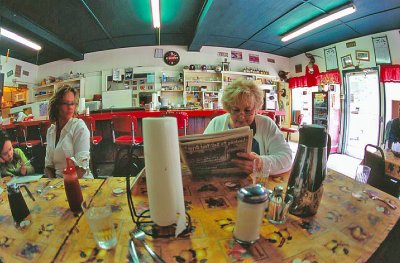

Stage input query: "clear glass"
[
  {"left": 252, "top": 159, "right": 271, "bottom": 187},
  {"left": 352, "top": 165, "right": 371, "bottom": 199},
  {"left": 81, "top": 201, "right": 117, "bottom": 250}
]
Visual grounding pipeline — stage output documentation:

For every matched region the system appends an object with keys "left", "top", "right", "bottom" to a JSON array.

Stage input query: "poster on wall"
[
  {"left": 372, "top": 36, "right": 391, "bottom": 64},
  {"left": 15, "top": 65, "right": 22, "bottom": 77},
  {"left": 7, "top": 70, "right": 13, "bottom": 77},
  {"left": 217, "top": 52, "right": 228, "bottom": 57},
  {"left": 277, "top": 82, "right": 291, "bottom": 126},
  {"left": 112, "top": 69, "right": 122, "bottom": 81},
  {"left": 249, "top": 54, "right": 259, "bottom": 63},
  {"left": 22, "top": 70, "right": 29, "bottom": 76},
  {"left": 231, "top": 51, "right": 243, "bottom": 60},
  {"left": 324, "top": 47, "right": 339, "bottom": 70},
  {"left": 125, "top": 68, "right": 133, "bottom": 80}
]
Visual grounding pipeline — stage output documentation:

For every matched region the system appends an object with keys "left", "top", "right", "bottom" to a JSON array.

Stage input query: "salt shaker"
[
  {"left": 266, "top": 186, "right": 293, "bottom": 224},
  {"left": 233, "top": 184, "right": 269, "bottom": 244}
]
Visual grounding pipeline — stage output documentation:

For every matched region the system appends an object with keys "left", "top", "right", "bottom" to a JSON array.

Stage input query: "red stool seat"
[
  {"left": 280, "top": 114, "right": 304, "bottom": 142},
  {"left": 114, "top": 135, "right": 143, "bottom": 145},
  {"left": 91, "top": 136, "right": 103, "bottom": 145},
  {"left": 280, "top": 127, "right": 297, "bottom": 133},
  {"left": 11, "top": 141, "right": 19, "bottom": 147},
  {"left": 20, "top": 140, "right": 42, "bottom": 147}
]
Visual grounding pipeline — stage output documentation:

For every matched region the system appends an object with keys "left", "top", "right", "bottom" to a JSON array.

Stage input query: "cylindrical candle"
[{"left": 143, "top": 117, "right": 186, "bottom": 227}]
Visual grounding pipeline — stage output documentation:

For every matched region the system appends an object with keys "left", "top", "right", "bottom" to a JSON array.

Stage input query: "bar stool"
[
  {"left": 111, "top": 115, "right": 143, "bottom": 176},
  {"left": 15, "top": 122, "right": 43, "bottom": 154},
  {"left": 280, "top": 114, "right": 304, "bottom": 142},
  {"left": 79, "top": 116, "right": 103, "bottom": 178},
  {"left": 161, "top": 111, "right": 189, "bottom": 136},
  {"left": 261, "top": 111, "right": 276, "bottom": 121},
  {"left": 39, "top": 122, "right": 51, "bottom": 146},
  {"left": 5, "top": 127, "right": 19, "bottom": 148}
]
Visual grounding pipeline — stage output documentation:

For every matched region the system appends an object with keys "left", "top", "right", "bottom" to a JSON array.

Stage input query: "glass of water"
[
  {"left": 82, "top": 201, "right": 117, "bottom": 250},
  {"left": 252, "top": 159, "right": 271, "bottom": 187},
  {"left": 352, "top": 165, "right": 371, "bottom": 199}
]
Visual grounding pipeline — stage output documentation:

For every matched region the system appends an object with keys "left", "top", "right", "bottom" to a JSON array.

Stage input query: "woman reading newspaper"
[{"left": 204, "top": 79, "right": 292, "bottom": 176}]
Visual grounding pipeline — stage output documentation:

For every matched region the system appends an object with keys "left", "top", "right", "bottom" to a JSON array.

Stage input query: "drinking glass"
[
  {"left": 82, "top": 201, "right": 117, "bottom": 249},
  {"left": 352, "top": 165, "right": 371, "bottom": 199},
  {"left": 252, "top": 159, "right": 271, "bottom": 187}
]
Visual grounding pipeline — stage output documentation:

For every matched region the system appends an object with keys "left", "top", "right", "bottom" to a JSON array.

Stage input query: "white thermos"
[{"left": 233, "top": 184, "right": 269, "bottom": 244}]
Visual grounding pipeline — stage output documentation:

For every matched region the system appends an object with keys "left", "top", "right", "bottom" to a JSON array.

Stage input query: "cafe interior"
[{"left": 0, "top": 0, "right": 399, "bottom": 262}]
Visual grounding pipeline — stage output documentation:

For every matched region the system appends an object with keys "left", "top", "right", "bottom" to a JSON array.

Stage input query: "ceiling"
[{"left": 0, "top": 0, "right": 399, "bottom": 65}]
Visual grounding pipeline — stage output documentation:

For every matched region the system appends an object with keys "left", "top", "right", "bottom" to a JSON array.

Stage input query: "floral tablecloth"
[
  {"left": 1, "top": 169, "right": 399, "bottom": 263},
  {"left": 383, "top": 149, "right": 400, "bottom": 180}
]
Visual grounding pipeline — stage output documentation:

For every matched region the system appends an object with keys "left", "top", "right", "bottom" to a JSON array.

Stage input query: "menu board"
[{"left": 372, "top": 36, "right": 391, "bottom": 64}]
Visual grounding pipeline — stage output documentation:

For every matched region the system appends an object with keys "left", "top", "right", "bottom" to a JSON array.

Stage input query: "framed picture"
[
  {"left": 372, "top": 36, "right": 392, "bottom": 64},
  {"left": 341, "top": 54, "right": 353, "bottom": 68},
  {"left": 355, "top": 50, "right": 370, "bottom": 61},
  {"left": 324, "top": 47, "right": 339, "bottom": 70}
]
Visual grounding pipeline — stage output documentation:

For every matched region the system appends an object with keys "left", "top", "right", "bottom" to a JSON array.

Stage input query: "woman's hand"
[
  {"left": 232, "top": 152, "right": 261, "bottom": 174},
  {"left": 20, "top": 164, "right": 27, "bottom": 176}
]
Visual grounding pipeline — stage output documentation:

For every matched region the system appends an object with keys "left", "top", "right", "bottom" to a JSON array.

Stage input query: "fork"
[
  {"left": 363, "top": 191, "right": 397, "bottom": 210},
  {"left": 132, "top": 229, "right": 165, "bottom": 263},
  {"left": 40, "top": 180, "right": 63, "bottom": 195}
]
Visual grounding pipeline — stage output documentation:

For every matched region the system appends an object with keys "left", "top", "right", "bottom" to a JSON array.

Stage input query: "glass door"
[{"left": 343, "top": 70, "right": 381, "bottom": 158}]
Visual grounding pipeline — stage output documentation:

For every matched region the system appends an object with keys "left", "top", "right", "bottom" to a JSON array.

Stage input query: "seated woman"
[
  {"left": 388, "top": 114, "right": 400, "bottom": 149},
  {"left": 204, "top": 79, "right": 292, "bottom": 176},
  {"left": 44, "top": 85, "right": 92, "bottom": 179},
  {"left": 0, "top": 130, "right": 35, "bottom": 177}
]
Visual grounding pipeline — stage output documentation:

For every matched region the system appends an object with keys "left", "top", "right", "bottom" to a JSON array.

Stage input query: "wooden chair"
[
  {"left": 363, "top": 144, "right": 399, "bottom": 198},
  {"left": 280, "top": 114, "right": 304, "bottom": 142}
]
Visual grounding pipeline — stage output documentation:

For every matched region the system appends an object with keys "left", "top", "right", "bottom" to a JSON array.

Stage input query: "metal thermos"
[
  {"left": 7, "top": 184, "right": 35, "bottom": 224},
  {"left": 286, "top": 125, "right": 328, "bottom": 217}
]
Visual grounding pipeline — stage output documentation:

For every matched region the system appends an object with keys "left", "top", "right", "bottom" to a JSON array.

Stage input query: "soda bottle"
[{"left": 63, "top": 158, "right": 83, "bottom": 213}]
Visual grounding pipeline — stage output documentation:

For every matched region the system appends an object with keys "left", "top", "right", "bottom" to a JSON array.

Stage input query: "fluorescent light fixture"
[
  {"left": 281, "top": 4, "right": 356, "bottom": 42},
  {"left": 0, "top": 27, "right": 42, "bottom": 50},
  {"left": 151, "top": 0, "right": 160, "bottom": 28}
]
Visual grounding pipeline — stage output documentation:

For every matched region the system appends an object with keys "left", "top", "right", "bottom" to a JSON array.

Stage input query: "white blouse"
[{"left": 45, "top": 118, "right": 93, "bottom": 179}]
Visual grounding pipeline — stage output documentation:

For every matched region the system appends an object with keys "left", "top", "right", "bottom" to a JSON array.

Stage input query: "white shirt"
[
  {"left": 204, "top": 113, "right": 292, "bottom": 175},
  {"left": 45, "top": 118, "right": 93, "bottom": 179}
]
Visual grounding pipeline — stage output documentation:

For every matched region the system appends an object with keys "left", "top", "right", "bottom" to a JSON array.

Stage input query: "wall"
[
  {"left": 37, "top": 45, "right": 291, "bottom": 98},
  {"left": 289, "top": 29, "right": 400, "bottom": 77},
  {"left": 0, "top": 55, "right": 38, "bottom": 88}
]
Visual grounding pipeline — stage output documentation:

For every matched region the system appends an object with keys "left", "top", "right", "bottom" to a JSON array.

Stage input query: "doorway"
[{"left": 343, "top": 69, "right": 381, "bottom": 159}]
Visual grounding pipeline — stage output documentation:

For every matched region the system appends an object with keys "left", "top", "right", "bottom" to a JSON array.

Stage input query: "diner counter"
[{"left": 0, "top": 169, "right": 399, "bottom": 262}]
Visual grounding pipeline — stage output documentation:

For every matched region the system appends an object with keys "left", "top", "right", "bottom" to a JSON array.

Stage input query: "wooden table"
[
  {"left": 383, "top": 149, "right": 400, "bottom": 180},
  {"left": 0, "top": 169, "right": 399, "bottom": 262}
]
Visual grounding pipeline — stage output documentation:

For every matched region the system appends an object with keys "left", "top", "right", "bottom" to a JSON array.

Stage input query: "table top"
[
  {"left": 382, "top": 149, "right": 400, "bottom": 180},
  {"left": 0, "top": 169, "right": 399, "bottom": 262}
]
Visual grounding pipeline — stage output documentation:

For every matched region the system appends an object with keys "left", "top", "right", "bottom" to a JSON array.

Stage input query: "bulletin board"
[{"left": 277, "top": 82, "right": 291, "bottom": 126}]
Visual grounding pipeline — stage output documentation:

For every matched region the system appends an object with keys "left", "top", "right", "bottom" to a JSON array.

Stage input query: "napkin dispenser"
[{"left": 7, "top": 184, "right": 35, "bottom": 224}]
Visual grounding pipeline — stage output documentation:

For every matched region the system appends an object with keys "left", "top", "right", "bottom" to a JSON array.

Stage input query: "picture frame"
[
  {"left": 355, "top": 50, "right": 370, "bottom": 61},
  {"left": 372, "top": 36, "right": 392, "bottom": 64},
  {"left": 324, "top": 47, "right": 339, "bottom": 71},
  {"left": 341, "top": 54, "right": 353, "bottom": 68}
]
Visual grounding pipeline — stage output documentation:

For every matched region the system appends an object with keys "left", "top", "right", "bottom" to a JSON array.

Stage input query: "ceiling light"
[
  {"left": 151, "top": 0, "right": 160, "bottom": 28},
  {"left": 0, "top": 27, "right": 42, "bottom": 50},
  {"left": 281, "top": 4, "right": 356, "bottom": 42}
]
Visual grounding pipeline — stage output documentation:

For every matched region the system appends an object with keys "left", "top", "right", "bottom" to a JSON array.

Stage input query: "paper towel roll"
[
  {"left": 143, "top": 117, "right": 186, "bottom": 236},
  {"left": 151, "top": 93, "right": 158, "bottom": 105},
  {"left": 78, "top": 98, "right": 86, "bottom": 114}
]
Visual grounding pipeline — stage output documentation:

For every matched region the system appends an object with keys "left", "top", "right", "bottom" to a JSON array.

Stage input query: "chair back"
[
  {"left": 363, "top": 144, "right": 399, "bottom": 197},
  {"left": 111, "top": 115, "right": 137, "bottom": 143},
  {"left": 262, "top": 111, "right": 276, "bottom": 120},
  {"left": 39, "top": 122, "right": 51, "bottom": 141},
  {"left": 79, "top": 116, "right": 95, "bottom": 138}
]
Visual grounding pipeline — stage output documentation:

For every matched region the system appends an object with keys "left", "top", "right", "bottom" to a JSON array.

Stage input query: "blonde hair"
[
  {"left": 48, "top": 85, "right": 78, "bottom": 122},
  {"left": 222, "top": 78, "right": 264, "bottom": 111}
]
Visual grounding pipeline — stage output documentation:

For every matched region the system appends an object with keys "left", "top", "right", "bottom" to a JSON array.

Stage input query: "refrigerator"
[{"left": 312, "top": 90, "right": 341, "bottom": 153}]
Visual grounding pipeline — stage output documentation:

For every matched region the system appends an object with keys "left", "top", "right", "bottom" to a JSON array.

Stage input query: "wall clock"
[{"left": 164, "top": 51, "right": 180, "bottom": 66}]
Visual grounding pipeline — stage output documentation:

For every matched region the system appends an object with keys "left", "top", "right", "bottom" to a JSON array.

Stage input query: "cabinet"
[
  {"left": 160, "top": 71, "right": 184, "bottom": 106},
  {"left": 183, "top": 70, "right": 222, "bottom": 109},
  {"left": 33, "top": 78, "right": 85, "bottom": 102}
]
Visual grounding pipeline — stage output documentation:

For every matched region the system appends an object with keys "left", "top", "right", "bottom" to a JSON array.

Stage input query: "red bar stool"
[
  {"left": 280, "top": 114, "right": 304, "bottom": 142},
  {"left": 260, "top": 111, "right": 276, "bottom": 121},
  {"left": 5, "top": 127, "right": 20, "bottom": 148},
  {"left": 15, "top": 122, "right": 43, "bottom": 149},
  {"left": 111, "top": 115, "right": 143, "bottom": 177},
  {"left": 79, "top": 116, "right": 103, "bottom": 178},
  {"left": 39, "top": 122, "right": 51, "bottom": 146},
  {"left": 161, "top": 111, "right": 189, "bottom": 136}
]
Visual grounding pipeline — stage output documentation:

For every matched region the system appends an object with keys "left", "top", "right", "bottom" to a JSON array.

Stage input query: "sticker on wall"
[
  {"left": 15, "top": 65, "right": 22, "bottom": 77},
  {"left": 125, "top": 68, "right": 133, "bottom": 80},
  {"left": 112, "top": 69, "right": 122, "bottom": 81},
  {"left": 22, "top": 70, "right": 29, "bottom": 76},
  {"left": 217, "top": 52, "right": 229, "bottom": 57},
  {"left": 249, "top": 54, "right": 259, "bottom": 63},
  {"left": 231, "top": 50, "right": 243, "bottom": 60},
  {"left": 154, "top": 48, "right": 163, "bottom": 58},
  {"left": 346, "top": 41, "right": 356, "bottom": 48},
  {"left": 295, "top": 64, "right": 302, "bottom": 73},
  {"left": 7, "top": 70, "right": 13, "bottom": 77},
  {"left": 267, "top": 58, "right": 275, "bottom": 63}
]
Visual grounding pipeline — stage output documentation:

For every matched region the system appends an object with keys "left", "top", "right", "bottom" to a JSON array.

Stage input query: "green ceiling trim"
[
  {"left": 161, "top": 0, "right": 182, "bottom": 23},
  {"left": 134, "top": 1, "right": 152, "bottom": 23}
]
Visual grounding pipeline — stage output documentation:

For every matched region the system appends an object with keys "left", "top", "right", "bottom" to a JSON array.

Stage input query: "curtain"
[
  {"left": 380, "top": 65, "right": 400, "bottom": 83},
  {"left": 316, "top": 70, "right": 342, "bottom": 85},
  {"left": 289, "top": 76, "right": 308, "bottom": 89}
]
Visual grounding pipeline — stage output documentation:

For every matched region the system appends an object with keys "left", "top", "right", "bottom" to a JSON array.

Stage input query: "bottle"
[
  {"left": 63, "top": 158, "right": 83, "bottom": 213},
  {"left": 7, "top": 184, "right": 35, "bottom": 224},
  {"left": 233, "top": 184, "right": 269, "bottom": 244}
]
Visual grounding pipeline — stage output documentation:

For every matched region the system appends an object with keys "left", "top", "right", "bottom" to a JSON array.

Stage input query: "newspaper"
[{"left": 179, "top": 127, "right": 253, "bottom": 177}]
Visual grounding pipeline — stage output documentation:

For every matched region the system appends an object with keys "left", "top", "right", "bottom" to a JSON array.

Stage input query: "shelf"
[
  {"left": 184, "top": 69, "right": 219, "bottom": 74},
  {"left": 187, "top": 80, "right": 222, "bottom": 83},
  {"left": 36, "top": 77, "right": 82, "bottom": 89},
  {"left": 314, "top": 106, "right": 328, "bottom": 109},
  {"left": 161, "top": 90, "right": 184, "bottom": 92},
  {"left": 222, "top": 71, "right": 278, "bottom": 80},
  {"left": 313, "top": 117, "right": 327, "bottom": 120},
  {"left": 186, "top": 91, "right": 220, "bottom": 93},
  {"left": 34, "top": 93, "right": 52, "bottom": 97}
]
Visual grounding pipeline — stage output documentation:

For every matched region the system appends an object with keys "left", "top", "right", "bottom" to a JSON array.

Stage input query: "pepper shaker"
[{"left": 233, "top": 184, "right": 269, "bottom": 244}]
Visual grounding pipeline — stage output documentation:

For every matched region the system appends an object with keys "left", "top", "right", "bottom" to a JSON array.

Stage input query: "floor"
[
  {"left": 288, "top": 141, "right": 361, "bottom": 179},
  {"left": 96, "top": 141, "right": 362, "bottom": 179}
]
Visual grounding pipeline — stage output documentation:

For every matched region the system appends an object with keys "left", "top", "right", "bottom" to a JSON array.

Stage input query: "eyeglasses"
[
  {"left": 231, "top": 107, "right": 256, "bottom": 116},
  {"left": 60, "top": 102, "right": 77, "bottom": 107}
]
